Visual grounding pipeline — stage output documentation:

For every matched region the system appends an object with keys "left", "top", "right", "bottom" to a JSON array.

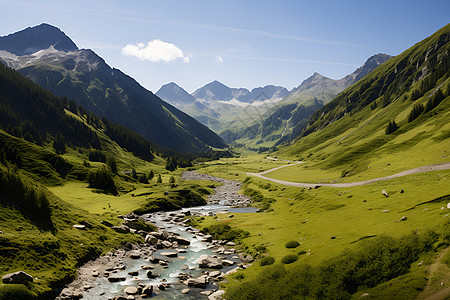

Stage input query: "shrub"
[
  {"left": 298, "top": 250, "right": 307, "bottom": 255},
  {"left": 201, "top": 223, "right": 249, "bottom": 242},
  {"left": 285, "top": 241, "right": 300, "bottom": 248},
  {"left": 88, "top": 149, "right": 106, "bottom": 162},
  {"left": 88, "top": 167, "right": 116, "bottom": 193},
  {"left": 260, "top": 256, "right": 275, "bottom": 266},
  {"left": 281, "top": 254, "right": 299, "bottom": 264}
]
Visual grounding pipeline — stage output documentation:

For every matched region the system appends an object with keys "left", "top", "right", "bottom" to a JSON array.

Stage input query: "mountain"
[
  {"left": 279, "top": 23, "right": 449, "bottom": 175},
  {"left": 0, "top": 23, "right": 77, "bottom": 55},
  {"left": 221, "top": 53, "right": 392, "bottom": 148},
  {"left": 192, "top": 80, "right": 289, "bottom": 103},
  {"left": 283, "top": 53, "right": 393, "bottom": 106},
  {"left": 0, "top": 23, "right": 226, "bottom": 153},
  {"left": 156, "top": 82, "right": 196, "bottom": 106},
  {"left": 155, "top": 80, "right": 289, "bottom": 133}
]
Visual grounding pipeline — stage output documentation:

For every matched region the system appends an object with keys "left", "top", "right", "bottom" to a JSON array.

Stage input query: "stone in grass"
[
  {"left": 182, "top": 289, "right": 190, "bottom": 294},
  {"left": 208, "top": 290, "right": 226, "bottom": 300},
  {"left": 382, "top": 190, "right": 389, "bottom": 197},
  {"left": 400, "top": 216, "right": 407, "bottom": 221},
  {"left": 2, "top": 271, "right": 33, "bottom": 284}
]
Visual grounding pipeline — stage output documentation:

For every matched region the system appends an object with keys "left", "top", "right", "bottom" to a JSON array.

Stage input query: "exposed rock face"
[{"left": 2, "top": 271, "right": 33, "bottom": 284}]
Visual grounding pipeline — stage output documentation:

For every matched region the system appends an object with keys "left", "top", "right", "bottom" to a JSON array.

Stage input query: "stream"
[{"left": 57, "top": 172, "right": 256, "bottom": 300}]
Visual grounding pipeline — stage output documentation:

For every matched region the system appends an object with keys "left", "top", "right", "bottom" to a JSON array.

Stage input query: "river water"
[{"left": 62, "top": 172, "right": 256, "bottom": 300}]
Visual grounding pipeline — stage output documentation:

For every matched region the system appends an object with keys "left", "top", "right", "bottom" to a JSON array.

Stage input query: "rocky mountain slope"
[
  {"left": 0, "top": 23, "right": 226, "bottom": 153},
  {"left": 220, "top": 53, "right": 392, "bottom": 148}
]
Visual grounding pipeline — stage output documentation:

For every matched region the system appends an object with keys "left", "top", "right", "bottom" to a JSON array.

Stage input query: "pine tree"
[
  {"left": 53, "top": 134, "right": 66, "bottom": 154},
  {"left": 131, "top": 168, "right": 138, "bottom": 180},
  {"left": 148, "top": 170, "right": 154, "bottom": 180},
  {"left": 385, "top": 120, "right": 399, "bottom": 135},
  {"left": 157, "top": 174, "right": 162, "bottom": 184},
  {"left": 107, "top": 157, "right": 118, "bottom": 173}
]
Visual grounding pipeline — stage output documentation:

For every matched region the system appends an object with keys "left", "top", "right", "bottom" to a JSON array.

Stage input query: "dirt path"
[{"left": 247, "top": 162, "right": 450, "bottom": 188}]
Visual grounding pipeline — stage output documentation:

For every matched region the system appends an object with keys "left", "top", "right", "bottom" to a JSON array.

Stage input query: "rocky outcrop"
[{"left": 2, "top": 271, "right": 33, "bottom": 284}]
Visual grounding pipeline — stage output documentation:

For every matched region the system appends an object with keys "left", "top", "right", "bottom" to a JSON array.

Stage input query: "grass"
[{"left": 193, "top": 152, "right": 450, "bottom": 298}]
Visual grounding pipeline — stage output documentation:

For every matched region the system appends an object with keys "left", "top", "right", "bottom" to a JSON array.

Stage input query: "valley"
[{"left": 0, "top": 6, "right": 449, "bottom": 300}]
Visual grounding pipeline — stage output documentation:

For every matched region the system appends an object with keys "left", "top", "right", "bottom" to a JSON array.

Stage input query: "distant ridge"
[{"left": 0, "top": 24, "right": 226, "bottom": 153}]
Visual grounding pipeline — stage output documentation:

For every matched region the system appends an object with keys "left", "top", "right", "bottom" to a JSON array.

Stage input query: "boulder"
[
  {"left": 129, "top": 251, "right": 141, "bottom": 259},
  {"left": 145, "top": 234, "right": 158, "bottom": 245},
  {"left": 382, "top": 190, "right": 389, "bottom": 197},
  {"left": 128, "top": 271, "right": 139, "bottom": 276},
  {"left": 222, "top": 259, "right": 234, "bottom": 266},
  {"left": 108, "top": 276, "right": 126, "bottom": 282},
  {"left": 174, "top": 236, "right": 191, "bottom": 245},
  {"left": 142, "top": 285, "right": 153, "bottom": 296},
  {"left": 239, "top": 254, "right": 254, "bottom": 263},
  {"left": 73, "top": 224, "right": 86, "bottom": 230},
  {"left": 209, "top": 271, "right": 222, "bottom": 278},
  {"left": 2, "top": 271, "right": 33, "bottom": 284},
  {"left": 209, "top": 290, "right": 226, "bottom": 300},
  {"left": 161, "top": 241, "right": 173, "bottom": 248},
  {"left": 186, "top": 277, "right": 207, "bottom": 288},
  {"left": 161, "top": 252, "right": 178, "bottom": 257},
  {"left": 124, "top": 286, "right": 138, "bottom": 295},
  {"left": 80, "top": 220, "right": 94, "bottom": 228},
  {"left": 197, "top": 254, "right": 223, "bottom": 269},
  {"left": 101, "top": 220, "right": 114, "bottom": 227},
  {"left": 112, "top": 225, "right": 130, "bottom": 234},
  {"left": 147, "top": 271, "right": 159, "bottom": 279},
  {"left": 400, "top": 216, "right": 408, "bottom": 221},
  {"left": 182, "top": 288, "right": 190, "bottom": 294}
]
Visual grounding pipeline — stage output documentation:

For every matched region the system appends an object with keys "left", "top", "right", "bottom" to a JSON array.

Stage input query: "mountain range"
[
  {"left": 218, "top": 53, "right": 392, "bottom": 148},
  {"left": 0, "top": 23, "right": 226, "bottom": 153}
]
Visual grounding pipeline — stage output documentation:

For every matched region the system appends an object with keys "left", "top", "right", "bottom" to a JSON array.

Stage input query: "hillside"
[
  {"left": 0, "top": 61, "right": 215, "bottom": 299},
  {"left": 221, "top": 54, "right": 392, "bottom": 149},
  {"left": 275, "top": 23, "right": 449, "bottom": 182},
  {"left": 0, "top": 23, "right": 226, "bottom": 153}
]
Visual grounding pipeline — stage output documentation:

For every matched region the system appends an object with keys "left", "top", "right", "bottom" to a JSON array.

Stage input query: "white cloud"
[
  {"left": 215, "top": 56, "right": 224, "bottom": 63},
  {"left": 121, "top": 39, "right": 189, "bottom": 63}
]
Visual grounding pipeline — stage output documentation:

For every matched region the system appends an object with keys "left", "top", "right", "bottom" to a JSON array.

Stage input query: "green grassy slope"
[
  {"left": 189, "top": 24, "right": 450, "bottom": 299},
  {"left": 0, "top": 63, "right": 215, "bottom": 299},
  {"left": 274, "top": 23, "right": 450, "bottom": 183}
]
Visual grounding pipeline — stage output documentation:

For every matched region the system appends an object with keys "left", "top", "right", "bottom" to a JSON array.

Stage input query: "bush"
[
  {"left": 88, "top": 167, "right": 116, "bottom": 193},
  {"left": 201, "top": 223, "right": 249, "bottom": 242},
  {"left": 260, "top": 256, "right": 275, "bottom": 266},
  {"left": 285, "top": 241, "right": 300, "bottom": 248},
  {"left": 88, "top": 149, "right": 106, "bottom": 163},
  {"left": 298, "top": 250, "right": 307, "bottom": 255},
  {"left": 281, "top": 254, "right": 299, "bottom": 264}
]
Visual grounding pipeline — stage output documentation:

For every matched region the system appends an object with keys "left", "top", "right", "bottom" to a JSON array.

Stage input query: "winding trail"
[{"left": 247, "top": 162, "right": 450, "bottom": 188}]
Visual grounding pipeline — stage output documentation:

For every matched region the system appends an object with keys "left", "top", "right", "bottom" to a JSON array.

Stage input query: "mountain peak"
[
  {"left": 156, "top": 82, "right": 196, "bottom": 105},
  {"left": 0, "top": 23, "right": 78, "bottom": 56},
  {"left": 351, "top": 53, "right": 392, "bottom": 81}
]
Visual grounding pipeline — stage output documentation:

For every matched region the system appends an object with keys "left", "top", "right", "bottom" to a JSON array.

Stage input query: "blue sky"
[{"left": 0, "top": 0, "right": 449, "bottom": 93}]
